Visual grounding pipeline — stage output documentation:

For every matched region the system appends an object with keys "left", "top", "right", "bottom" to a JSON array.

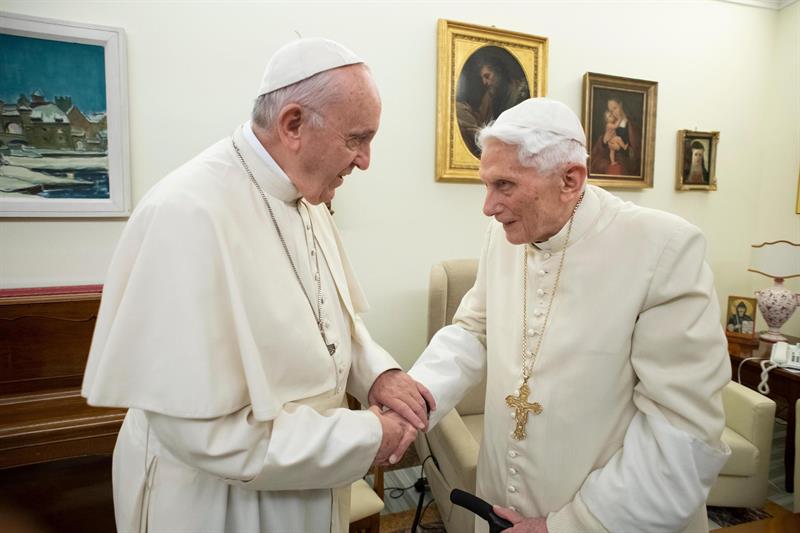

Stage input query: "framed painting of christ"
[
  {"left": 435, "top": 19, "right": 548, "bottom": 182},
  {"left": 0, "top": 12, "right": 130, "bottom": 217}
]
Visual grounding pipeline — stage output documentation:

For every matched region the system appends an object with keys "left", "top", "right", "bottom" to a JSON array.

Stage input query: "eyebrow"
[{"left": 347, "top": 129, "right": 375, "bottom": 138}]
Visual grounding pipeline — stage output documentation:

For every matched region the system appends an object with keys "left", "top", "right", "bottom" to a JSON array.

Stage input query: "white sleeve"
[
  {"left": 548, "top": 223, "right": 731, "bottom": 533},
  {"left": 145, "top": 402, "right": 382, "bottom": 491},
  {"left": 409, "top": 324, "right": 487, "bottom": 428},
  {"left": 346, "top": 315, "right": 402, "bottom": 406}
]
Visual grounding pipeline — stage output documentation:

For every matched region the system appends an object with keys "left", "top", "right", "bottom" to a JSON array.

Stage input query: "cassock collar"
[
  {"left": 232, "top": 123, "right": 301, "bottom": 203},
  {"left": 531, "top": 184, "right": 601, "bottom": 252}
]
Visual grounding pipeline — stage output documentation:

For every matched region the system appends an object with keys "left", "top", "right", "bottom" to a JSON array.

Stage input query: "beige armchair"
[
  {"left": 416, "top": 259, "right": 777, "bottom": 533},
  {"left": 706, "top": 381, "right": 776, "bottom": 508},
  {"left": 795, "top": 399, "right": 799, "bottom": 513},
  {"left": 349, "top": 475, "right": 383, "bottom": 533},
  {"left": 415, "top": 259, "right": 486, "bottom": 533}
]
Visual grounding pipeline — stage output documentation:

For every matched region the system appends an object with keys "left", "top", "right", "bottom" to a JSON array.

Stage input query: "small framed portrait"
[
  {"left": 725, "top": 296, "right": 758, "bottom": 341},
  {"left": 582, "top": 72, "right": 657, "bottom": 189},
  {"left": 0, "top": 13, "right": 130, "bottom": 217},
  {"left": 435, "top": 19, "right": 548, "bottom": 182},
  {"left": 676, "top": 130, "right": 719, "bottom": 191}
]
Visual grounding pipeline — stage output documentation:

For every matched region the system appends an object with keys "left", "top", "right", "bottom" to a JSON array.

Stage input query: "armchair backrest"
[{"left": 427, "top": 259, "right": 486, "bottom": 416}]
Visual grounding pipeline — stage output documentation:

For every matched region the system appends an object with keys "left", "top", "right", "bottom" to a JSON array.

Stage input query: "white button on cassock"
[
  {"left": 527, "top": 328, "right": 535, "bottom": 336},
  {"left": 508, "top": 450, "right": 518, "bottom": 458},
  {"left": 508, "top": 485, "right": 517, "bottom": 493},
  {"left": 534, "top": 309, "right": 543, "bottom": 317},
  {"left": 509, "top": 467, "right": 518, "bottom": 475},
  {"left": 509, "top": 506, "right": 518, "bottom": 512},
  {"left": 538, "top": 270, "right": 546, "bottom": 276},
  {"left": 544, "top": 253, "right": 551, "bottom": 260},
  {"left": 536, "top": 289, "right": 544, "bottom": 296}
]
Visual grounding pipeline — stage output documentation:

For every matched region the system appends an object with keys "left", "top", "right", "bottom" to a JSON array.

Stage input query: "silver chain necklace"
[{"left": 232, "top": 138, "right": 336, "bottom": 356}]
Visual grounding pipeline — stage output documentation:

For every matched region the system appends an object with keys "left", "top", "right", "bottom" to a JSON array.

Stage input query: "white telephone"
[
  {"left": 770, "top": 341, "right": 800, "bottom": 370},
  {"left": 758, "top": 342, "right": 800, "bottom": 393}
]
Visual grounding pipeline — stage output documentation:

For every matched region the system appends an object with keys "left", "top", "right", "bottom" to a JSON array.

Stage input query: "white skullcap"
[
  {"left": 257, "top": 38, "right": 364, "bottom": 96},
  {"left": 487, "top": 98, "right": 586, "bottom": 153}
]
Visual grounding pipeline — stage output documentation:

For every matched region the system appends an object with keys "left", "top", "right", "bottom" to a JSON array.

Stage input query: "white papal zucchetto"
[
  {"left": 257, "top": 38, "right": 364, "bottom": 96},
  {"left": 489, "top": 98, "right": 587, "bottom": 153}
]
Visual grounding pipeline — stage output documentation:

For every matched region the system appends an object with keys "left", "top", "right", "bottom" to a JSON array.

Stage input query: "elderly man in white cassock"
[
  {"left": 81, "top": 38, "right": 434, "bottom": 533},
  {"left": 406, "top": 99, "right": 732, "bottom": 533}
]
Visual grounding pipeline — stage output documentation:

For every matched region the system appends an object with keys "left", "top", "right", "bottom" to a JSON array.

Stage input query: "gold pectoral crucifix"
[{"left": 505, "top": 380, "right": 542, "bottom": 440}]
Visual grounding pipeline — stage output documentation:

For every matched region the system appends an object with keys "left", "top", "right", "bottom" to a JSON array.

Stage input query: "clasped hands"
[{"left": 368, "top": 369, "right": 435, "bottom": 466}]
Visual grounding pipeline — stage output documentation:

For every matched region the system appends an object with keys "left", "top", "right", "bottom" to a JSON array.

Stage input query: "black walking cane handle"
[{"left": 450, "top": 489, "right": 514, "bottom": 533}]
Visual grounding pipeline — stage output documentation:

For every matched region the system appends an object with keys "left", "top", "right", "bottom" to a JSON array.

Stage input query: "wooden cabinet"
[{"left": 0, "top": 286, "right": 124, "bottom": 532}]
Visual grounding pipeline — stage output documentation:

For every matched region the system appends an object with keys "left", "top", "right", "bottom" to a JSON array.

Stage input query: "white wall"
[{"left": 1, "top": 1, "right": 798, "bottom": 368}]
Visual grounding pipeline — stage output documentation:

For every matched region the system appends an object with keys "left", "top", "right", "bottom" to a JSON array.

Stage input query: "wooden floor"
[{"left": 0, "top": 455, "right": 114, "bottom": 533}]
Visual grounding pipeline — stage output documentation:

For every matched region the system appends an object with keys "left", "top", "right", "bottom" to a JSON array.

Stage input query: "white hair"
[
  {"left": 251, "top": 66, "right": 363, "bottom": 130},
  {"left": 476, "top": 124, "right": 588, "bottom": 177}
]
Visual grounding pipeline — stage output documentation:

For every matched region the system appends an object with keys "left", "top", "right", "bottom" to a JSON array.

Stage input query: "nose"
[
  {"left": 354, "top": 143, "right": 371, "bottom": 170},
  {"left": 483, "top": 189, "right": 500, "bottom": 217}
]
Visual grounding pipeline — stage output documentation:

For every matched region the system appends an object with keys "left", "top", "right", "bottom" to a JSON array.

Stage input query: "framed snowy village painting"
[{"left": 0, "top": 13, "right": 130, "bottom": 217}]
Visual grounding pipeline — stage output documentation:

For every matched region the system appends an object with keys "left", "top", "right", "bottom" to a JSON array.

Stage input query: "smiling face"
[
  {"left": 479, "top": 139, "right": 571, "bottom": 244},
  {"left": 294, "top": 66, "right": 381, "bottom": 204}
]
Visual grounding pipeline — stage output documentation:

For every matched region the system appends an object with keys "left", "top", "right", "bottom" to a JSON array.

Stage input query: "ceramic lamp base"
[
  {"left": 755, "top": 280, "right": 797, "bottom": 344},
  {"left": 759, "top": 330, "right": 788, "bottom": 342}
]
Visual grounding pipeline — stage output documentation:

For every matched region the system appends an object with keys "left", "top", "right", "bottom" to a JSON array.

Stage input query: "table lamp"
[{"left": 747, "top": 240, "right": 800, "bottom": 342}]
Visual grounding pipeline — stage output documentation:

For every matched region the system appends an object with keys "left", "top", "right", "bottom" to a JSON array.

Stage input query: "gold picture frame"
[
  {"left": 725, "top": 295, "right": 758, "bottom": 342},
  {"left": 676, "top": 130, "right": 719, "bottom": 191},
  {"left": 435, "top": 19, "right": 548, "bottom": 182},
  {"left": 582, "top": 72, "right": 657, "bottom": 189},
  {"left": 796, "top": 167, "right": 800, "bottom": 214}
]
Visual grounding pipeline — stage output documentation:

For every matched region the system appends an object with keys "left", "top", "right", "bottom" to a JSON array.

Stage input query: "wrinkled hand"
[
  {"left": 368, "top": 370, "right": 436, "bottom": 430},
  {"left": 493, "top": 506, "right": 548, "bottom": 533},
  {"left": 369, "top": 406, "right": 417, "bottom": 466}
]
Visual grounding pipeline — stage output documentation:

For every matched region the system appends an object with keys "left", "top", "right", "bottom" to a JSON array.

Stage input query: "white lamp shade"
[{"left": 748, "top": 240, "right": 800, "bottom": 279}]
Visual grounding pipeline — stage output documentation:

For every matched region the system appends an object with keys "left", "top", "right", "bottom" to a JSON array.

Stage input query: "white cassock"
[
  {"left": 410, "top": 184, "right": 731, "bottom": 533},
  {"left": 82, "top": 123, "right": 399, "bottom": 533}
]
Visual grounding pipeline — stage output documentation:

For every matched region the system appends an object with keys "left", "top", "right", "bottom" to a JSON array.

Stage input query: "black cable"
[
  {"left": 383, "top": 481, "right": 417, "bottom": 499},
  {"left": 409, "top": 454, "right": 438, "bottom": 532},
  {"left": 383, "top": 455, "right": 437, "bottom": 500}
]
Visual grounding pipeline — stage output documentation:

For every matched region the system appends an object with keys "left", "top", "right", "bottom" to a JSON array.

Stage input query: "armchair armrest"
[
  {"left": 722, "top": 381, "right": 776, "bottom": 444},
  {"left": 425, "top": 410, "right": 480, "bottom": 491}
]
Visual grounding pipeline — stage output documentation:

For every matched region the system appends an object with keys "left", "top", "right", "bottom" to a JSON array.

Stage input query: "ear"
[
  {"left": 275, "top": 103, "right": 305, "bottom": 152},
  {"left": 561, "top": 164, "right": 587, "bottom": 200}
]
